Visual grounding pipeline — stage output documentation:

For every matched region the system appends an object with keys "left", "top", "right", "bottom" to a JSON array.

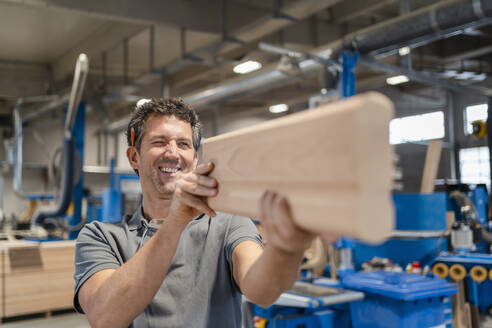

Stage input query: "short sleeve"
[
  {"left": 224, "top": 215, "right": 263, "bottom": 275},
  {"left": 73, "top": 223, "right": 121, "bottom": 313}
]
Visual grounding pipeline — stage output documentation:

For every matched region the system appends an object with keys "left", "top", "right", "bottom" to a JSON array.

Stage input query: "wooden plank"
[
  {"left": 1, "top": 241, "right": 75, "bottom": 274},
  {"left": 202, "top": 92, "right": 394, "bottom": 243},
  {"left": 420, "top": 139, "right": 442, "bottom": 193},
  {"left": 453, "top": 280, "right": 472, "bottom": 328},
  {"left": 0, "top": 241, "right": 76, "bottom": 318}
]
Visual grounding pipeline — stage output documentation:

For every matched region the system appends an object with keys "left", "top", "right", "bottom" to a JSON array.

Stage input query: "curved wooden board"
[{"left": 202, "top": 92, "right": 395, "bottom": 243}]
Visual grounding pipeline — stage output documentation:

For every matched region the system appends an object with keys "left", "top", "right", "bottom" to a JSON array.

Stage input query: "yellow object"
[
  {"left": 19, "top": 199, "right": 38, "bottom": 223},
  {"left": 449, "top": 264, "right": 467, "bottom": 281},
  {"left": 254, "top": 318, "right": 268, "bottom": 328},
  {"left": 470, "top": 265, "right": 487, "bottom": 283},
  {"left": 471, "top": 120, "right": 487, "bottom": 138},
  {"left": 489, "top": 268, "right": 492, "bottom": 282},
  {"left": 432, "top": 262, "right": 449, "bottom": 279},
  {"left": 67, "top": 202, "right": 74, "bottom": 215}
]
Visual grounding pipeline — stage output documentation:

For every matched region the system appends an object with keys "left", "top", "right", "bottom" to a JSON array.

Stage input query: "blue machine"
[
  {"left": 354, "top": 193, "right": 448, "bottom": 269},
  {"left": 341, "top": 271, "right": 456, "bottom": 328},
  {"left": 434, "top": 252, "right": 492, "bottom": 314},
  {"left": 87, "top": 195, "right": 103, "bottom": 223},
  {"left": 68, "top": 103, "right": 86, "bottom": 239},
  {"left": 101, "top": 158, "right": 140, "bottom": 223},
  {"left": 252, "top": 280, "right": 363, "bottom": 328}
]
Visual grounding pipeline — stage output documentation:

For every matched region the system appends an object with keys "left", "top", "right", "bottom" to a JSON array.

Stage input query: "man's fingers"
[
  {"left": 261, "top": 191, "right": 275, "bottom": 222},
  {"left": 184, "top": 173, "right": 217, "bottom": 188},
  {"left": 180, "top": 180, "right": 218, "bottom": 197},
  {"left": 181, "top": 193, "right": 217, "bottom": 218},
  {"left": 194, "top": 162, "right": 214, "bottom": 175}
]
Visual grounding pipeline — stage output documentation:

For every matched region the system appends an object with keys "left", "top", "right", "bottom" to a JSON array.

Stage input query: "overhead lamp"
[
  {"left": 386, "top": 75, "right": 409, "bottom": 85},
  {"left": 398, "top": 47, "right": 410, "bottom": 56},
  {"left": 233, "top": 60, "right": 262, "bottom": 74},
  {"left": 269, "top": 103, "right": 289, "bottom": 114},
  {"left": 136, "top": 98, "right": 151, "bottom": 107}
]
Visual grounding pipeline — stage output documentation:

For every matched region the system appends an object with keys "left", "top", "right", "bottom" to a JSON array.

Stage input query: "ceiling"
[{"left": 0, "top": 0, "right": 491, "bottom": 131}]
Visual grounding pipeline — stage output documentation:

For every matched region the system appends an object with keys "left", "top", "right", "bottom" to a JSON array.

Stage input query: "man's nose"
[{"left": 164, "top": 140, "right": 179, "bottom": 157}]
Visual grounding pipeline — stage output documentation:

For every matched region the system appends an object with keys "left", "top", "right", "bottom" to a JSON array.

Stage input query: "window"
[
  {"left": 464, "top": 103, "right": 488, "bottom": 135},
  {"left": 389, "top": 111, "right": 445, "bottom": 145},
  {"left": 459, "top": 146, "right": 490, "bottom": 189}
]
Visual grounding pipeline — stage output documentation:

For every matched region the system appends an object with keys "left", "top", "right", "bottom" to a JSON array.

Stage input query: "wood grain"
[
  {"left": 0, "top": 241, "right": 75, "bottom": 318},
  {"left": 202, "top": 92, "right": 395, "bottom": 243},
  {"left": 421, "top": 139, "right": 442, "bottom": 193}
]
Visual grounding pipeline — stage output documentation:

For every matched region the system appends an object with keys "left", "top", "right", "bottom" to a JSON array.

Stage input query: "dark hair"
[{"left": 126, "top": 97, "right": 202, "bottom": 153}]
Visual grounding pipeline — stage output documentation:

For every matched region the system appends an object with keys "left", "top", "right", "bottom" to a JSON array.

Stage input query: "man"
[{"left": 74, "top": 98, "right": 319, "bottom": 327}]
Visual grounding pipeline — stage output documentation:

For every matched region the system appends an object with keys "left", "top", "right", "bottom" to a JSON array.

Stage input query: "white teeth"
[{"left": 160, "top": 167, "right": 178, "bottom": 173}]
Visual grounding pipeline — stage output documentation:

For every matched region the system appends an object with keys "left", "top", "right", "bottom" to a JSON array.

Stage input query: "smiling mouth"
[{"left": 158, "top": 166, "right": 180, "bottom": 176}]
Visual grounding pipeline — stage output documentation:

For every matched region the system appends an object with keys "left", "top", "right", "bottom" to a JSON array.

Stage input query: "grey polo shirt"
[{"left": 73, "top": 207, "right": 262, "bottom": 328}]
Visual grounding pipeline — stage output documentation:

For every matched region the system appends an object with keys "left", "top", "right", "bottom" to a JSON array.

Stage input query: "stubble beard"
[{"left": 149, "top": 168, "right": 173, "bottom": 196}]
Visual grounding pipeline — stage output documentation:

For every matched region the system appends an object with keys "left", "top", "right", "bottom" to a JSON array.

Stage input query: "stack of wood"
[{"left": 0, "top": 240, "right": 75, "bottom": 319}]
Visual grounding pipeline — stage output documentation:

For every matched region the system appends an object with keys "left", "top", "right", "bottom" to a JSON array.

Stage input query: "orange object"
[{"left": 131, "top": 128, "right": 135, "bottom": 147}]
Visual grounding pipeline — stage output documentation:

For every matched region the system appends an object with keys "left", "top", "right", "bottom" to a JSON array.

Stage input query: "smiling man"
[{"left": 73, "top": 98, "right": 318, "bottom": 328}]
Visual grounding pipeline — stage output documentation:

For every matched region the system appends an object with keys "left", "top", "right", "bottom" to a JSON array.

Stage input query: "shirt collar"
[
  {"left": 127, "top": 205, "right": 207, "bottom": 231},
  {"left": 128, "top": 206, "right": 146, "bottom": 231}
]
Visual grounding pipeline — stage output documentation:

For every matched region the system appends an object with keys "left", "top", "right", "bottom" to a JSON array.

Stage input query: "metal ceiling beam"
[
  {"left": 331, "top": 0, "right": 396, "bottom": 24},
  {"left": 441, "top": 44, "right": 492, "bottom": 63},
  {"left": 358, "top": 55, "right": 492, "bottom": 97},
  {"left": 0, "top": 0, "right": 267, "bottom": 34},
  {"left": 171, "top": 20, "right": 344, "bottom": 89},
  {"left": 53, "top": 22, "right": 145, "bottom": 81},
  {"left": 167, "top": 0, "right": 343, "bottom": 74}
]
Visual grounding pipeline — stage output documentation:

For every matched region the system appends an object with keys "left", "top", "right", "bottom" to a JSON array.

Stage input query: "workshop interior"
[{"left": 1, "top": 0, "right": 492, "bottom": 327}]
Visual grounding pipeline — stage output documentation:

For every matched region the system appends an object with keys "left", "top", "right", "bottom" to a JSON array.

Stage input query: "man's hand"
[
  {"left": 259, "top": 190, "right": 315, "bottom": 255},
  {"left": 167, "top": 162, "right": 218, "bottom": 225}
]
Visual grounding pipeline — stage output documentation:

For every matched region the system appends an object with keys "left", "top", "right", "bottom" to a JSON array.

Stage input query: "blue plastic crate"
[{"left": 342, "top": 271, "right": 457, "bottom": 328}]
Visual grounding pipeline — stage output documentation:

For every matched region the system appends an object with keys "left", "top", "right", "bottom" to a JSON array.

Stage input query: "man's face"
[{"left": 133, "top": 114, "right": 198, "bottom": 198}]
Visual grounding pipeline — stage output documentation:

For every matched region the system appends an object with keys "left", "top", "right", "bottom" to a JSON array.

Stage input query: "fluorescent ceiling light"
[
  {"left": 233, "top": 60, "right": 262, "bottom": 74},
  {"left": 386, "top": 75, "right": 409, "bottom": 85},
  {"left": 269, "top": 103, "right": 288, "bottom": 114},
  {"left": 398, "top": 47, "right": 410, "bottom": 56},
  {"left": 136, "top": 98, "right": 151, "bottom": 107}
]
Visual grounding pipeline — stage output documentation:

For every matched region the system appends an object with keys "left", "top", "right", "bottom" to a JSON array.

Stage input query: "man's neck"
[{"left": 141, "top": 193, "right": 171, "bottom": 221}]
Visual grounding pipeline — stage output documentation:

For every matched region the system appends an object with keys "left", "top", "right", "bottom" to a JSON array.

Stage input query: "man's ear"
[
  {"left": 126, "top": 147, "right": 139, "bottom": 171},
  {"left": 193, "top": 150, "right": 199, "bottom": 166}
]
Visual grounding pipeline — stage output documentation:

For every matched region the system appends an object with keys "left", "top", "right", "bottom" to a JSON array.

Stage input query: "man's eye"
[{"left": 179, "top": 142, "right": 190, "bottom": 148}]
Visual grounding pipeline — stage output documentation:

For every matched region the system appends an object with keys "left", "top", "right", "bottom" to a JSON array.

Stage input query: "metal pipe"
[
  {"left": 123, "top": 39, "right": 129, "bottom": 85},
  {"left": 33, "top": 137, "right": 75, "bottom": 226},
  {"left": 149, "top": 26, "right": 155, "bottom": 72},
  {"left": 346, "top": 0, "right": 492, "bottom": 56},
  {"left": 389, "top": 230, "right": 450, "bottom": 239},
  {"left": 447, "top": 92, "right": 457, "bottom": 180},
  {"left": 12, "top": 101, "right": 24, "bottom": 196},
  {"left": 22, "top": 93, "right": 70, "bottom": 123},
  {"left": 358, "top": 55, "right": 492, "bottom": 98},
  {"left": 34, "top": 54, "right": 89, "bottom": 226},
  {"left": 258, "top": 42, "right": 342, "bottom": 70},
  {"left": 64, "top": 54, "right": 89, "bottom": 138},
  {"left": 16, "top": 95, "right": 60, "bottom": 104},
  {"left": 488, "top": 97, "right": 492, "bottom": 205}
]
